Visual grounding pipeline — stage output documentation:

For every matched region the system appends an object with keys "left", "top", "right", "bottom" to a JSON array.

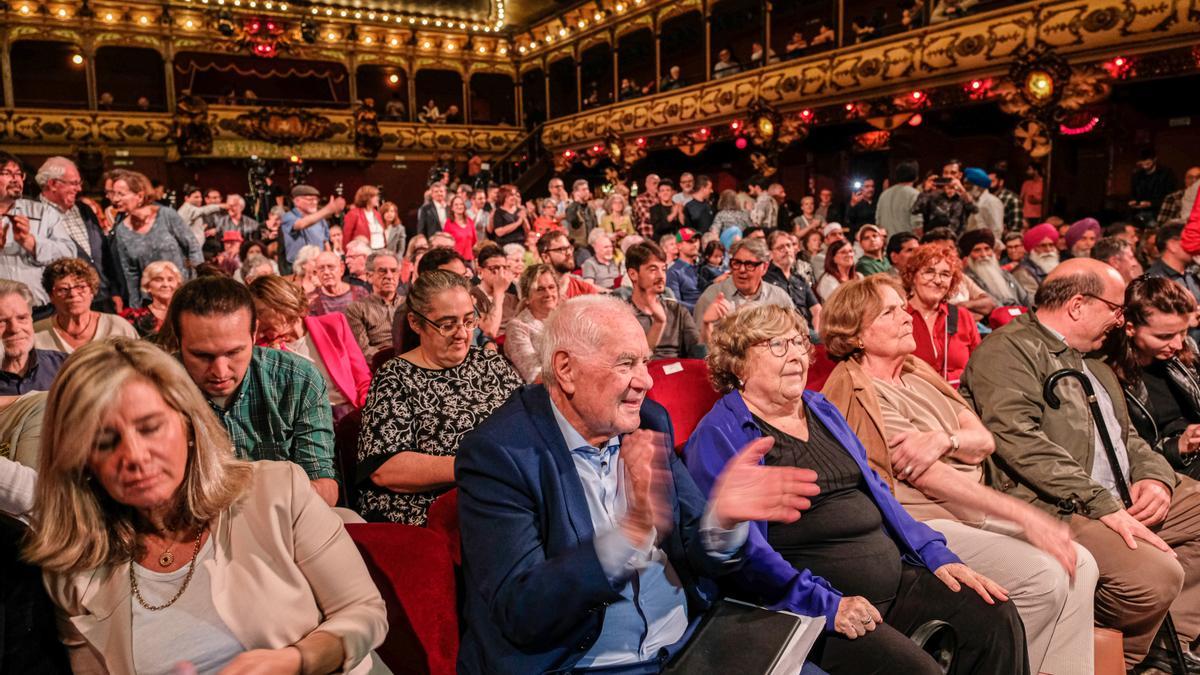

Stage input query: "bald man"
[{"left": 961, "top": 258, "right": 1200, "bottom": 669}]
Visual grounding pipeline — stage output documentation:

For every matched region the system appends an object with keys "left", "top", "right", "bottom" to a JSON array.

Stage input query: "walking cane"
[{"left": 1044, "top": 368, "right": 1189, "bottom": 675}]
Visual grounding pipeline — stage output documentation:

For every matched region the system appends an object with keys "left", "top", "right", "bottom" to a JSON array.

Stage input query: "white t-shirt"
[
  {"left": 365, "top": 210, "right": 385, "bottom": 249},
  {"left": 132, "top": 536, "right": 245, "bottom": 675},
  {"left": 286, "top": 334, "right": 350, "bottom": 407}
]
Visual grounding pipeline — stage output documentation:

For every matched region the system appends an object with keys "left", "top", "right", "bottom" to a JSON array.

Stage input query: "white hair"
[
  {"left": 428, "top": 232, "right": 456, "bottom": 248},
  {"left": 345, "top": 240, "right": 372, "bottom": 256},
  {"left": 540, "top": 295, "right": 637, "bottom": 388},
  {"left": 35, "top": 156, "right": 76, "bottom": 188},
  {"left": 293, "top": 245, "right": 323, "bottom": 275},
  {"left": 587, "top": 228, "right": 611, "bottom": 246},
  {"left": 0, "top": 280, "right": 34, "bottom": 310},
  {"left": 502, "top": 243, "right": 525, "bottom": 257},
  {"left": 226, "top": 194, "right": 245, "bottom": 208}
]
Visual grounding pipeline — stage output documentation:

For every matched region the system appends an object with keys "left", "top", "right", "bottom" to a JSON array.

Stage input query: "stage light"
[
  {"left": 18, "top": 4, "right": 31, "bottom": 14},
  {"left": 970, "top": 79, "right": 983, "bottom": 90},
  {"left": 289, "top": 154, "right": 301, "bottom": 163},
  {"left": 104, "top": 11, "right": 114, "bottom": 20},
  {"left": 184, "top": 18, "right": 195, "bottom": 28},
  {"left": 908, "top": 114, "right": 923, "bottom": 126},
  {"left": 698, "top": 127, "right": 709, "bottom": 136},
  {"left": 56, "top": 7, "right": 67, "bottom": 18},
  {"left": 327, "top": 31, "right": 338, "bottom": 41},
  {"left": 1025, "top": 70, "right": 1054, "bottom": 101},
  {"left": 1113, "top": 56, "right": 1126, "bottom": 67},
  {"left": 845, "top": 103, "right": 856, "bottom": 112},
  {"left": 730, "top": 120, "right": 742, "bottom": 131},
  {"left": 635, "top": 137, "right": 646, "bottom": 146},
  {"left": 910, "top": 90, "right": 925, "bottom": 102},
  {"left": 563, "top": 150, "right": 575, "bottom": 159},
  {"left": 800, "top": 109, "right": 813, "bottom": 121},
  {"left": 138, "top": 15, "right": 149, "bottom": 24},
  {"left": 388, "top": 73, "right": 400, "bottom": 84},
  {"left": 70, "top": 53, "right": 84, "bottom": 66},
  {"left": 735, "top": 137, "right": 748, "bottom": 149},
  {"left": 498, "top": 46, "right": 508, "bottom": 55},
  {"left": 422, "top": 40, "right": 432, "bottom": 49},
  {"left": 478, "top": 45, "right": 487, "bottom": 54},
  {"left": 518, "top": 45, "right": 527, "bottom": 53},
  {"left": 363, "top": 35, "right": 373, "bottom": 44}
]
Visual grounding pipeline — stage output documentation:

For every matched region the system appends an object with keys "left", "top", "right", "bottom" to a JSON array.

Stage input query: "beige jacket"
[{"left": 45, "top": 461, "right": 389, "bottom": 674}]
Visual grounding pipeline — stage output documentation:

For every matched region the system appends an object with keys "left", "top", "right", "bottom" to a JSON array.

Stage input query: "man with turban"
[
  {"left": 959, "top": 228, "right": 1032, "bottom": 308},
  {"left": 1064, "top": 218, "right": 1101, "bottom": 259},
  {"left": 1012, "top": 223, "right": 1060, "bottom": 295}
]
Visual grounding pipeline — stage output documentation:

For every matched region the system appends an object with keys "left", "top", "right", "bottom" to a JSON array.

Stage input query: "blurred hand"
[
  {"left": 833, "top": 596, "right": 883, "bottom": 639},
  {"left": 9, "top": 214, "right": 34, "bottom": 253},
  {"left": 1099, "top": 507, "right": 1174, "bottom": 552},
  {"left": 327, "top": 196, "right": 346, "bottom": 214},
  {"left": 934, "top": 563, "right": 1008, "bottom": 605},
  {"left": 710, "top": 436, "right": 820, "bottom": 529},
  {"left": 646, "top": 294, "right": 667, "bottom": 325},
  {"left": 217, "top": 648, "right": 301, "bottom": 674},
  {"left": 702, "top": 292, "right": 733, "bottom": 325},
  {"left": 1177, "top": 425, "right": 1200, "bottom": 456},
  {"left": 621, "top": 430, "right": 674, "bottom": 545},
  {"left": 1127, "top": 479, "right": 1172, "bottom": 527},
  {"left": 1019, "top": 507, "right": 1078, "bottom": 578}
]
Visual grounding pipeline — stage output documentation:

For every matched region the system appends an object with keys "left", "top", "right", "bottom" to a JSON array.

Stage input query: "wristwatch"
[{"left": 948, "top": 434, "right": 960, "bottom": 453}]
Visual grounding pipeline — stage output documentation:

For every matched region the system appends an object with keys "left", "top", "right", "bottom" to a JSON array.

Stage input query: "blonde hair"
[
  {"left": 248, "top": 274, "right": 309, "bottom": 323},
  {"left": 819, "top": 275, "right": 906, "bottom": 362},
  {"left": 706, "top": 304, "right": 809, "bottom": 393},
  {"left": 24, "top": 338, "right": 253, "bottom": 573}
]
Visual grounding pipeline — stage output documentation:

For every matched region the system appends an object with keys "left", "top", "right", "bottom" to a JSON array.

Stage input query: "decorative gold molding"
[
  {"left": 0, "top": 107, "right": 521, "bottom": 159},
  {"left": 614, "top": 17, "right": 654, "bottom": 40},
  {"left": 542, "top": 0, "right": 1200, "bottom": 149}
]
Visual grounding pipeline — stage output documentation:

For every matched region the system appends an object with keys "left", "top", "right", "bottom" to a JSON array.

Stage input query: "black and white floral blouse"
[{"left": 355, "top": 347, "right": 523, "bottom": 524}]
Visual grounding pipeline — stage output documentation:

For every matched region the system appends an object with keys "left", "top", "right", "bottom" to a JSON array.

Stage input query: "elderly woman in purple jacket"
[{"left": 685, "top": 304, "right": 1028, "bottom": 675}]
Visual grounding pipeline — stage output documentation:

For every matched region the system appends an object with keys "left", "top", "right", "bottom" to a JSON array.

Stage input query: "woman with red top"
[
  {"left": 343, "top": 185, "right": 386, "bottom": 249},
  {"left": 901, "top": 243, "right": 980, "bottom": 387},
  {"left": 441, "top": 195, "right": 477, "bottom": 262}
]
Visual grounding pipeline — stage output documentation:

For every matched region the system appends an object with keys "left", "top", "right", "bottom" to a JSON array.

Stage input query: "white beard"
[
  {"left": 969, "top": 256, "right": 1016, "bottom": 304},
  {"left": 1030, "top": 251, "right": 1060, "bottom": 275}
]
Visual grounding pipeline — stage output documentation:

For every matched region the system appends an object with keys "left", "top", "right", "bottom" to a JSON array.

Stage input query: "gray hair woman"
[
  {"left": 686, "top": 303, "right": 1028, "bottom": 675},
  {"left": 505, "top": 264, "right": 560, "bottom": 383},
  {"left": 710, "top": 189, "right": 752, "bottom": 238},
  {"left": 356, "top": 270, "right": 522, "bottom": 524},
  {"left": 26, "top": 337, "right": 387, "bottom": 674}
]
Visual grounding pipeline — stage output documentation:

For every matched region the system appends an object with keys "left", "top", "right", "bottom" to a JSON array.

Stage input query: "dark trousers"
[
  {"left": 0, "top": 515, "right": 70, "bottom": 673},
  {"left": 810, "top": 564, "right": 1029, "bottom": 675}
]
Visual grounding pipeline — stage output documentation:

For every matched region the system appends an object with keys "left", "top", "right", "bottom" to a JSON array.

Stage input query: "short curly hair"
[
  {"left": 706, "top": 304, "right": 810, "bottom": 394},
  {"left": 899, "top": 242, "right": 962, "bottom": 298},
  {"left": 820, "top": 275, "right": 907, "bottom": 362},
  {"left": 41, "top": 257, "right": 99, "bottom": 297}
]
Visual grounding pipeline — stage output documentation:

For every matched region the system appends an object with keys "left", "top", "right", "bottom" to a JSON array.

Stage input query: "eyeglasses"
[
  {"left": 755, "top": 335, "right": 812, "bottom": 358},
  {"left": 545, "top": 245, "right": 574, "bottom": 255},
  {"left": 729, "top": 258, "right": 766, "bottom": 270},
  {"left": 918, "top": 268, "right": 954, "bottom": 282},
  {"left": 52, "top": 283, "right": 92, "bottom": 298},
  {"left": 1085, "top": 293, "right": 1125, "bottom": 317},
  {"left": 0, "top": 170, "right": 25, "bottom": 179},
  {"left": 410, "top": 308, "right": 480, "bottom": 337},
  {"left": 52, "top": 177, "right": 82, "bottom": 187}
]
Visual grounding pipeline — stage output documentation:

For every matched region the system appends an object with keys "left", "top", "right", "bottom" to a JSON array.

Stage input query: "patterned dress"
[{"left": 355, "top": 347, "right": 523, "bottom": 524}]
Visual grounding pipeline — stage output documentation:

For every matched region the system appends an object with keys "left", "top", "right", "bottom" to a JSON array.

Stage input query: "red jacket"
[
  {"left": 1182, "top": 191, "right": 1200, "bottom": 255},
  {"left": 906, "top": 302, "right": 980, "bottom": 388},
  {"left": 304, "top": 313, "right": 373, "bottom": 407},
  {"left": 343, "top": 206, "right": 382, "bottom": 246}
]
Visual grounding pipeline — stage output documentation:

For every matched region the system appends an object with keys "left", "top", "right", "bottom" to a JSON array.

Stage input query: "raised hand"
[
  {"left": 9, "top": 214, "right": 35, "bottom": 254},
  {"left": 621, "top": 429, "right": 674, "bottom": 545},
  {"left": 709, "top": 436, "right": 820, "bottom": 529},
  {"left": 702, "top": 292, "right": 733, "bottom": 325}
]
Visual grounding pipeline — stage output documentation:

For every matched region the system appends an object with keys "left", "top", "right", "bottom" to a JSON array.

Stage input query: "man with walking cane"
[{"left": 961, "top": 258, "right": 1200, "bottom": 672}]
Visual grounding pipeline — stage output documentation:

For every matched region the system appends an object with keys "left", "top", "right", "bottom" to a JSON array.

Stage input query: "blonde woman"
[
  {"left": 26, "top": 338, "right": 388, "bottom": 674},
  {"left": 600, "top": 193, "right": 635, "bottom": 239}
]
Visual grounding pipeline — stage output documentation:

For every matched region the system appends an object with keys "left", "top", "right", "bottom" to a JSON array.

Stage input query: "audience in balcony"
[
  {"left": 384, "top": 94, "right": 407, "bottom": 121},
  {"left": 811, "top": 21, "right": 837, "bottom": 48},
  {"left": 25, "top": 337, "right": 388, "bottom": 675},
  {"left": 418, "top": 99, "right": 441, "bottom": 123},
  {"left": 712, "top": 48, "right": 743, "bottom": 79},
  {"left": 356, "top": 270, "right": 521, "bottom": 524},
  {"left": 660, "top": 64, "right": 685, "bottom": 91},
  {"left": 930, "top": 0, "right": 978, "bottom": 23},
  {"left": 749, "top": 42, "right": 778, "bottom": 68},
  {"left": 784, "top": 31, "right": 809, "bottom": 60},
  {"left": 850, "top": 15, "right": 879, "bottom": 43}
]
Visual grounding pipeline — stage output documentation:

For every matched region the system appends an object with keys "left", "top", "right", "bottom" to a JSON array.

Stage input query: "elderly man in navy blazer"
[{"left": 456, "top": 295, "right": 823, "bottom": 674}]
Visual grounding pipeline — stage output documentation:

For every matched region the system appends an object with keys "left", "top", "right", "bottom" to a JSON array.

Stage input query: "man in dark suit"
[
  {"left": 456, "top": 295, "right": 820, "bottom": 674},
  {"left": 417, "top": 181, "right": 448, "bottom": 239}
]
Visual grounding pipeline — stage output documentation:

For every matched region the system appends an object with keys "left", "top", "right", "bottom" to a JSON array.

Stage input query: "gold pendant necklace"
[
  {"left": 132, "top": 525, "right": 206, "bottom": 611},
  {"left": 158, "top": 548, "right": 175, "bottom": 568}
]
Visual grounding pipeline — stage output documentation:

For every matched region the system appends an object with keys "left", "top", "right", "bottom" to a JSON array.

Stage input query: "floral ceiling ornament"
[
  {"left": 996, "top": 44, "right": 1111, "bottom": 158},
  {"left": 230, "top": 107, "right": 334, "bottom": 145}
]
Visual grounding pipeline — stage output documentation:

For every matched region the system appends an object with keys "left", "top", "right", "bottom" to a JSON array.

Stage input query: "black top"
[
  {"left": 1142, "top": 360, "right": 1195, "bottom": 439},
  {"left": 650, "top": 203, "right": 681, "bottom": 241},
  {"left": 755, "top": 409, "right": 902, "bottom": 605},
  {"left": 763, "top": 263, "right": 819, "bottom": 322},
  {"left": 490, "top": 208, "right": 524, "bottom": 247}
]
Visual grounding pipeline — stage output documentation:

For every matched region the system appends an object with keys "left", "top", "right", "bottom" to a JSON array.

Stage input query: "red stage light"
[
  {"left": 910, "top": 90, "right": 924, "bottom": 101},
  {"left": 800, "top": 109, "right": 813, "bottom": 120},
  {"left": 730, "top": 120, "right": 742, "bottom": 131},
  {"left": 699, "top": 127, "right": 709, "bottom": 136},
  {"left": 563, "top": 150, "right": 575, "bottom": 158},
  {"left": 908, "top": 114, "right": 923, "bottom": 127},
  {"left": 845, "top": 103, "right": 856, "bottom": 112},
  {"left": 249, "top": 20, "right": 261, "bottom": 32},
  {"left": 735, "top": 137, "right": 748, "bottom": 150},
  {"left": 635, "top": 137, "right": 646, "bottom": 146},
  {"left": 970, "top": 80, "right": 983, "bottom": 90},
  {"left": 1113, "top": 56, "right": 1126, "bottom": 67}
]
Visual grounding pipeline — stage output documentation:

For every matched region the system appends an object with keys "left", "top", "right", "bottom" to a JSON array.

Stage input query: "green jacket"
[{"left": 959, "top": 311, "right": 1177, "bottom": 519}]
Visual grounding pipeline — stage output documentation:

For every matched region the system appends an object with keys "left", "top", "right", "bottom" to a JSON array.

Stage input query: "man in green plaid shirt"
[
  {"left": 169, "top": 277, "right": 340, "bottom": 506},
  {"left": 989, "top": 164, "right": 1024, "bottom": 234}
]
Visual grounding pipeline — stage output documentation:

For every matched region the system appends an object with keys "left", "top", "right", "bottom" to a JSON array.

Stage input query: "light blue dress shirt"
[
  {"left": 549, "top": 400, "right": 747, "bottom": 668},
  {"left": 280, "top": 207, "right": 330, "bottom": 263}
]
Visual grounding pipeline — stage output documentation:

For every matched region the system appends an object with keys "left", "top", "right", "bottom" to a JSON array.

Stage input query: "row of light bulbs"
[{"left": 518, "top": 0, "right": 645, "bottom": 54}]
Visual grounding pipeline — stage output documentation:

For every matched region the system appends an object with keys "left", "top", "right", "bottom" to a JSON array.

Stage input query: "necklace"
[
  {"left": 56, "top": 311, "right": 95, "bottom": 340},
  {"left": 130, "top": 526, "right": 205, "bottom": 611}
]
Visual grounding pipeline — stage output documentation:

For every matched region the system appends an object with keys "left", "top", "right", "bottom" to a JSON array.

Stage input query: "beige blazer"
[{"left": 45, "top": 461, "right": 389, "bottom": 674}]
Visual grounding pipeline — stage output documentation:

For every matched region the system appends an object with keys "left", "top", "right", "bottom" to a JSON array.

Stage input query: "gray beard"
[
  {"left": 968, "top": 257, "right": 1015, "bottom": 304},
  {"left": 1030, "top": 251, "right": 1060, "bottom": 275}
]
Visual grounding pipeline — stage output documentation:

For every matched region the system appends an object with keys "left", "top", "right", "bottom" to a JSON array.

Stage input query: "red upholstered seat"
[
  {"left": 646, "top": 359, "right": 722, "bottom": 455},
  {"left": 426, "top": 489, "right": 461, "bottom": 566},
  {"left": 345, "top": 523, "right": 459, "bottom": 675},
  {"left": 988, "top": 305, "right": 1028, "bottom": 330},
  {"left": 806, "top": 344, "right": 837, "bottom": 392}
]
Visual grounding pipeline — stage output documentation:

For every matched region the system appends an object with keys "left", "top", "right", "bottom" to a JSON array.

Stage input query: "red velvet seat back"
[
  {"left": 646, "top": 359, "right": 722, "bottom": 455},
  {"left": 806, "top": 343, "right": 837, "bottom": 392},
  {"left": 345, "top": 523, "right": 459, "bottom": 675},
  {"left": 426, "top": 489, "right": 461, "bottom": 566}
]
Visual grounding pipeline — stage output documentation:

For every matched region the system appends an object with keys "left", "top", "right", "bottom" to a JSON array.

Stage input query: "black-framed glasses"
[
  {"left": 545, "top": 244, "right": 574, "bottom": 255},
  {"left": 52, "top": 282, "right": 92, "bottom": 298},
  {"left": 1085, "top": 293, "right": 1124, "bottom": 316},
  {"left": 754, "top": 335, "right": 812, "bottom": 358},
  {"left": 729, "top": 258, "right": 766, "bottom": 270},
  {"left": 410, "top": 307, "right": 479, "bottom": 337}
]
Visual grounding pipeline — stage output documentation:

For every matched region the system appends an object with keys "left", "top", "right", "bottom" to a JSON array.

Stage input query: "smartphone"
[
  {"left": 933, "top": 177, "right": 952, "bottom": 187},
  {"left": 852, "top": 180, "right": 863, "bottom": 191}
]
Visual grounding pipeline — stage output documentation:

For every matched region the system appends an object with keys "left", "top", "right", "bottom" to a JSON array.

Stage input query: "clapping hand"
[
  {"left": 8, "top": 214, "right": 34, "bottom": 254},
  {"left": 702, "top": 292, "right": 733, "bottom": 325},
  {"left": 709, "top": 437, "right": 820, "bottom": 530},
  {"left": 621, "top": 430, "right": 675, "bottom": 546}
]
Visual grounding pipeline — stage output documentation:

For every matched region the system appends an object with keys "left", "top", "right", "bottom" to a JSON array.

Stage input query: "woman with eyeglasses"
[
  {"left": 815, "top": 240, "right": 862, "bottom": 303},
  {"left": 686, "top": 304, "right": 1032, "bottom": 675},
  {"left": 107, "top": 169, "right": 202, "bottom": 308},
  {"left": 1103, "top": 275, "right": 1200, "bottom": 479},
  {"left": 355, "top": 270, "right": 522, "bottom": 525},
  {"left": 900, "top": 243, "right": 980, "bottom": 387},
  {"left": 505, "top": 264, "right": 560, "bottom": 383},
  {"left": 34, "top": 258, "right": 137, "bottom": 354}
]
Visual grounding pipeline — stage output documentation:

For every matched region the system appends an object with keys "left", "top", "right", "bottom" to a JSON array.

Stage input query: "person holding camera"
[{"left": 912, "top": 160, "right": 978, "bottom": 233}]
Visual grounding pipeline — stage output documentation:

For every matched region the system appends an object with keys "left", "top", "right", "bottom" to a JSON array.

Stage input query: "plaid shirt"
[
  {"left": 633, "top": 191, "right": 657, "bottom": 238},
  {"left": 1159, "top": 189, "right": 1185, "bottom": 226},
  {"left": 993, "top": 188, "right": 1023, "bottom": 233},
  {"left": 39, "top": 195, "right": 89, "bottom": 254},
  {"left": 204, "top": 346, "right": 337, "bottom": 480}
]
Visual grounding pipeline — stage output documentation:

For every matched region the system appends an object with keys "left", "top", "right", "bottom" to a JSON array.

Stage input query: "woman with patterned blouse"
[{"left": 355, "top": 270, "right": 522, "bottom": 524}]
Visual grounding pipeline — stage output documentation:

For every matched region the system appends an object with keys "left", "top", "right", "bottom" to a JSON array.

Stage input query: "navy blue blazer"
[{"left": 455, "top": 385, "right": 740, "bottom": 674}]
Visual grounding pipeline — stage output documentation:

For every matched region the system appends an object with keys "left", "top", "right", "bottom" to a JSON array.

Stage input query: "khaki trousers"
[
  {"left": 928, "top": 518, "right": 1098, "bottom": 675},
  {"left": 1071, "top": 476, "right": 1200, "bottom": 667}
]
